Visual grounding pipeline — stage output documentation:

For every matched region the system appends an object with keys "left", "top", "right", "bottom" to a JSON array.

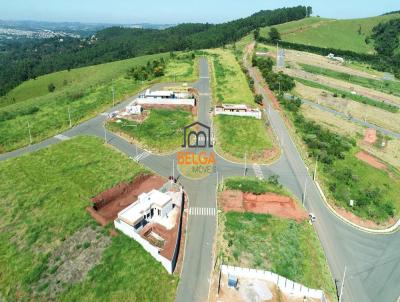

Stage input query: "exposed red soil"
[
  {"left": 356, "top": 151, "right": 387, "bottom": 170},
  {"left": 363, "top": 128, "right": 377, "bottom": 145},
  {"left": 86, "top": 174, "right": 165, "bottom": 225},
  {"left": 220, "top": 190, "right": 307, "bottom": 221}
]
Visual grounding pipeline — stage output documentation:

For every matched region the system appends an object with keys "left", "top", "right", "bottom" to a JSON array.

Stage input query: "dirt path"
[{"left": 356, "top": 151, "right": 387, "bottom": 170}]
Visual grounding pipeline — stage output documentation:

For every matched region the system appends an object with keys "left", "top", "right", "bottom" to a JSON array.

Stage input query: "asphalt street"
[{"left": 0, "top": 56, "right": 399, "bottom": 302}]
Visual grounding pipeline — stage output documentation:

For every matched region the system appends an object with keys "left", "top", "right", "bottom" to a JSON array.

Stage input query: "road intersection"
[{"left": 0, "top": 57, "right": 399, "bottom": 302}]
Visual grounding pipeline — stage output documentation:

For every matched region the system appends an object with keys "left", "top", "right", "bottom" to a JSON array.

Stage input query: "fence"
[
  {"left": 221, "top": 265, "right": 327, "bottom": 301},
  {"left": 114, "top": 219, "right": 173, "bottom": 273}
]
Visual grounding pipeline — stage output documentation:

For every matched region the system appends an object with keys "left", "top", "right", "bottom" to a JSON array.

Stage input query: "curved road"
[{"left": 0, "top": 57, "right": 399, "bottom": 302}]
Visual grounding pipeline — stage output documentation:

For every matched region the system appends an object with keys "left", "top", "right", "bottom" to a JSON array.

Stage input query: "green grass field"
[
  {"left": 260, "top": 14, "right": 400, "bottom": 54},
  {"left": 207, "top": 48, "right": 254, "bottom": 106},
  {"left": 300, "top": 63, "right": 400, "bottom": 97},
  {"left": 319, "top": 149, "right": 400, "bottom": 222},
  {"left": 0, "top": 136, "right": 178, "bottom": 301},
  {"left": 219, "top": 211, "right": 335, "bottom": 300},
  {"left": 108, "top": 109, "right": 193, "bottom": 153},
  {"left": 215, "top": 115, "right": 273, "bottom": 160},
  {"left": 224, "top": 176, "right": 288, "bottom": 196},
  {"left": 294, "top": 77, "right": 399, "bottom": 113},
  {"left": 0, "top": 53, "right": 198, "bottom": 153}
]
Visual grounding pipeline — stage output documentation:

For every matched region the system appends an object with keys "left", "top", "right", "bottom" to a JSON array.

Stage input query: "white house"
[
  {"left": 116, "top": 189, "right": 181, "bottom": 230},
  {"left": 114, "top": 187, "right": 183, "bottom": 273},
  {"left": 214, "top": 104, "right": 262, "bottom": 119}
]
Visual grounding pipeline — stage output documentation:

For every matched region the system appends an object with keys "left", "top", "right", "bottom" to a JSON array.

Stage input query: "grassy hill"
[
  {"left": 260, "top": 14, "right": 400, "bottom": 54},
  {"left": 0, "top": 52, "right": 197, "bottom": 153}
]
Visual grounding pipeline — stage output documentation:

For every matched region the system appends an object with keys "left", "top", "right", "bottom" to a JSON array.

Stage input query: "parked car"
[{"left": 309, "top": 213, "right": 316, "bottom": 223}]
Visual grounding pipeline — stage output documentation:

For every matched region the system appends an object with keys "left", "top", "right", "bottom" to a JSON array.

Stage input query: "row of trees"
[
  {"left": 0, "top": 6, "right": 310, "bottom": 97},
  {"left": 252, "top": 54, "right": 295, "bottom": 93}
]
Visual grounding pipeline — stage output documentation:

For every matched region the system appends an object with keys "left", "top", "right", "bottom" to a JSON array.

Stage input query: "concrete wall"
[
  {"left": 114, "top": 219, "right": 173, "bottom": 273},
  {"left": 221, "top": 265, "right": 327, "bottom": 301},
  {"left": 136, "top": 97, "right": 195, "bottom": 107},
  {"left": 214, "top": 110, "right": 261, "bottom": 119}
]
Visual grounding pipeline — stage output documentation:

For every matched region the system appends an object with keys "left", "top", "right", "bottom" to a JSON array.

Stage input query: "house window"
[{"left": 158, "top": 209, "right": 161, "bottom": 216}]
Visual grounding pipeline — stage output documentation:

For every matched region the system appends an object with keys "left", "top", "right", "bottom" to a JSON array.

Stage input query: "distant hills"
[{"left": 0, "top": 6, "right": 309, "bottom": 96}]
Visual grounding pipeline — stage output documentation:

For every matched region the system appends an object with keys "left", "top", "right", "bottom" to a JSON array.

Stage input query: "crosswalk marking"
[
  {"left": 189, "top": 207, "right": 216, "bottom": 216},
  {"left": 252, "top": 163, "right": 264, "bottom": 179},
  {"left": 54, "top": 134, "right": 70, "bottom": 141},
  {"left": 134, "top": 151, "right": 150, "bottom": 162}
]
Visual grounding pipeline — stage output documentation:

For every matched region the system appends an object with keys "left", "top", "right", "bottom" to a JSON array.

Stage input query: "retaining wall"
[{"left": 221, "top": 265, "right": 327, "bottom": 301}]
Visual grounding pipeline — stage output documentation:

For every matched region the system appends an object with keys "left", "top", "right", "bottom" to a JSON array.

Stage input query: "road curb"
[{"left": 315, "top": 180, "right": 399, "bottom": 234}]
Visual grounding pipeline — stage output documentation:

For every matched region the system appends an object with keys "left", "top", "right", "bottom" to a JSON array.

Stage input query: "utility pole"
[
  {"left": 302, "top": 178, "right": 308, "bottom": 205},
  {"left": 172, "top": 159, "right": 175, "bottom": 181},
  {"left": 112, "top": 85, "right": 115, "bottom": 107},
  {"left": 68, "top": 106, "right": 72, "bottom": 128},
  {"left": 339, "top": 265, "right": 347, "bottom": 302},
  {"left": 244, "top": 151, "right": 247, "bottom": 176},
  {"left": 103, "top": 125, "right": 107, "bottom": 144},
  {"left": 313, "top": 156, "right": 318, "bottom": 181},
  {"left": 27, "top": 121, "right": 32, "bottom": 145}
]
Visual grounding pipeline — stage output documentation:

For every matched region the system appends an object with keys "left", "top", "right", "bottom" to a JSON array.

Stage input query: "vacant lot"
[
  {"left": 214, "top": 115, "right": 274, "bottom": 161},
  {"left": 320, "top": 149, "right": 400, "bottom": 223},
  {"left": 295, "top": 81, "right": 400, "bottom": 133},
  {"left": 260, "top": 14, "right": 400, "bottom": 53},
  {"left": 0, "top": 53, "right": 197, "bottom": 153},
  {"left": 284, "top": 67, "right": 400, "bottom": 107},
  {"left": 218, "top": 177, "right": 335, "bottom": 300},
  {"left": 0, "top": 136, "right": 178, "bottom": 301},
  {"left": 300, "top": 63, "right": 400, "bottom": 97},
  {"left": 108, "top": 109, "right": 193, "bottom": 153},
  {"left": 207, "top": 48, "right": 254, "bottom": 106}
]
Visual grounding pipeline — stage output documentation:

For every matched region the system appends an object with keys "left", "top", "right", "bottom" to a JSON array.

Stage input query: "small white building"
[
  {"left": 326, "top": 53, "right": 344, "bottom": 63},
  {"left": 215, "top": 104, "right": 262, "bottom": 119}
]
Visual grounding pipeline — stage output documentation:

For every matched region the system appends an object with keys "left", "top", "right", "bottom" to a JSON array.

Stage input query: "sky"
[{"left": 0, "top": 0, "right": 399, "bottom": 24}]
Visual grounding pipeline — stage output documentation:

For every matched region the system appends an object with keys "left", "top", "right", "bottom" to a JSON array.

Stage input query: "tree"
[
  {"left": 48, "top": 83, "right": 56, "bottom": 93},
  {"left": 254, "top": 94, "right": 263, "bottom": 105},
  {"left": 306, "top": 6, "right": 313, "bottom": 17},
  {"left": 253, "top": 28, "right": 260, "bottom": 41},
  {"left": 268, "top": 27, "right": 281, "bottom": 44}
]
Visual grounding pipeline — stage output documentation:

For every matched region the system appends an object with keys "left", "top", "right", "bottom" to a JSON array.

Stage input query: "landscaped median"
[
  {"left": 0, "top": 136, "right": 178, "bottom": 301},
  {"left": 212, "top": 177, "right": 336, "bottom": 301},
  {"left": 206, "top": 48, "right": 277, "bottom": 162}
]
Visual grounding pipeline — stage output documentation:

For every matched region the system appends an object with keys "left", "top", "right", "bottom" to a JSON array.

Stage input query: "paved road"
[
  {"left": 1, "top": 55, "right": 399, "bottom": 302},
  {"left": 284, "top": 93, "right": 400, "bottom": 139}
]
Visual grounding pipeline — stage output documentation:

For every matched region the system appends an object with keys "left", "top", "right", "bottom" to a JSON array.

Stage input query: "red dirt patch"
[
  {"left": 356, "top": 151, "right": 387, "bottom": 170},
  {"left": 363, "top": 128, "right": 377, "bottom": 145},
  {"left": 86, "top": 174, "right": 165, "bottom": 225},
  {"left": 220, "top": 190, "right": 307, "bottom": 222}
]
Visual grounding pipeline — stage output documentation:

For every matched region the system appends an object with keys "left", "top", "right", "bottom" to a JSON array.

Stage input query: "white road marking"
[
  {"left": 189, "top": 207, "right": 216, "bottom": 216},
  {"left": 134, "top": 151, "right": 150, "bottom": 162},
  {"left": 252, "top": 163, "right": 264, "bottom": 179},
  {"left": 54, "top": 134, "right": 70, "bottom": 141}
]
